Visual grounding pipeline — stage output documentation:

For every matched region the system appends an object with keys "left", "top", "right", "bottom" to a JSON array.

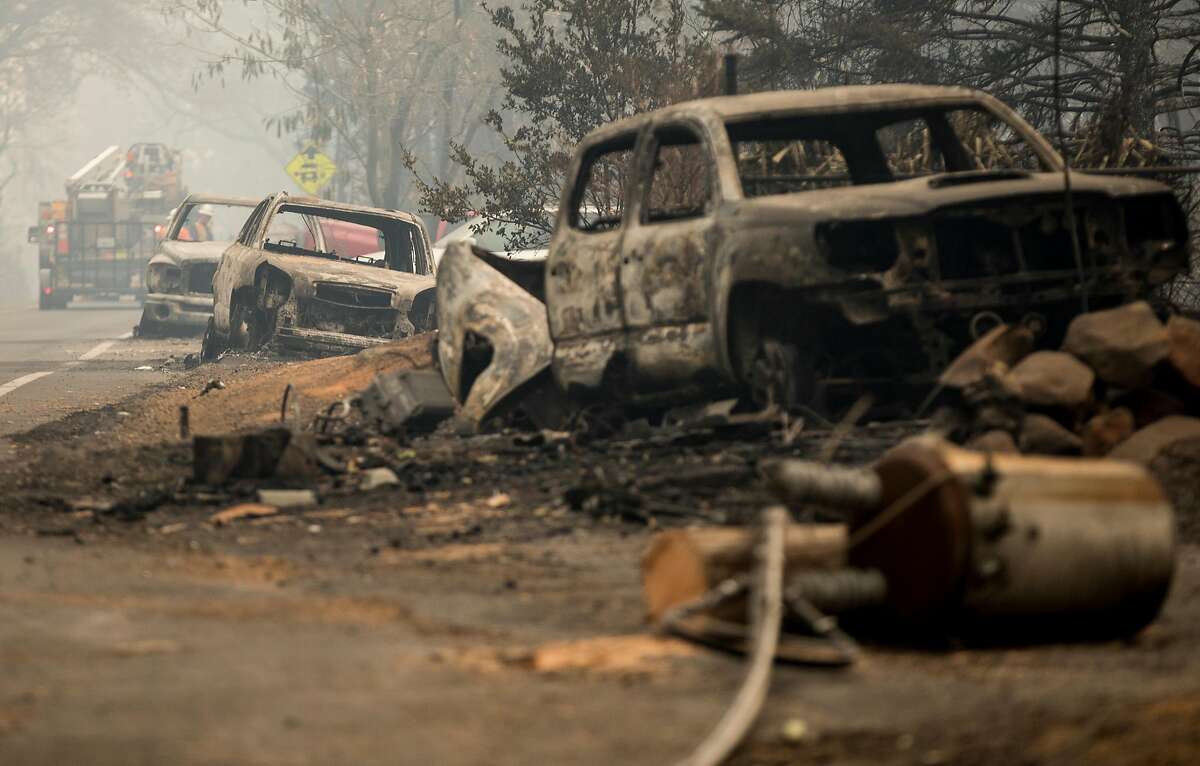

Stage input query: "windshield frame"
[
  {"left": 167, "top": 199, "right": 259, "bottom": 243},
  {"left": 258, "top": 200, "right": 433, "bottom": 275}
]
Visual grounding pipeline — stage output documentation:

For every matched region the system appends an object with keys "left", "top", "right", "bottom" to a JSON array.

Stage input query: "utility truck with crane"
[{"left": 28, "top": 143, "right": 186, "bottom": 309}]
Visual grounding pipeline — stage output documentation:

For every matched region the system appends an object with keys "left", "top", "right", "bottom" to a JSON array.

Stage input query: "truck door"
[
  {"left": 545, "top": 131, "right": 640, "bottom": 392},
  {"left": 619, "top": 120, "right": 720, "bottom": 390}
]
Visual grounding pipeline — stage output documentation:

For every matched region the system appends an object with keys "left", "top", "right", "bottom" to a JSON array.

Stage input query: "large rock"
[
  {"left": 1167, "top": 314, "right": 1200, "bottom": 390},
  {"left": 1081, "top": 407, "right": 1135, "bottom": 457},
  {"left": 1019, "top": 413, "right": 1083, "bottom": 455},
  {"left": 1109, "top": 415, "right": 1200, "bottom": 464},
  {"left": 1005, "top": 351, "right": 1094, "bottom": 409},
  {"left": 1110, "top": 416, "right": 1200, "bottom": 542},
  {"left": 939, "top": 324, "right": 1035, "bottom": 389},
  {"left": 1062, "top": 301, "right": 1169, "bottom": 389}
]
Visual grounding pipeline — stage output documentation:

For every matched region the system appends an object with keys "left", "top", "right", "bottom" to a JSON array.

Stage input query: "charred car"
[
  {"left": 201, "top": 192, "right": 436, "bottom": 359},
  {"left": 439, "top": 85, "right": 1189, "bottom": 425},
  {"left": 139, "top": 195, "right": 260, "bottom": 336}
]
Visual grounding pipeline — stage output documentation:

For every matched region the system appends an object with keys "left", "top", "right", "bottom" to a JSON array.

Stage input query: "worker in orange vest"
[{"left": 179, "top": 204, "right": 214, "bottom": 242}]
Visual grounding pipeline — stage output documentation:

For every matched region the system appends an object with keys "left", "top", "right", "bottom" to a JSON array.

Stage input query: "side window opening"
[
  {"left": 645, "top": 126, "right": 712, "bottom": 223},
  {"left": 571, "top": 135, "right": 636, "bottom": 233},
  {"left": 380, "top": 220, "right": 428, "bottom": 274}
]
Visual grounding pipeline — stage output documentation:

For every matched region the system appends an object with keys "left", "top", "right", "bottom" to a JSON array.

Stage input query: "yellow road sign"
[{"left": 286, "top": 143, "right": 337, "bottom": 195}]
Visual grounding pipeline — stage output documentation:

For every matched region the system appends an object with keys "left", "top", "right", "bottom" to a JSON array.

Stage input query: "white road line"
[
  {"left": 66, "top": 332, "right": 134, "bottom": 367},
  {"left": 0, "top": 332, "right": 132, "bottom": 396},
  {"left": 79, "top": 331, "right": 133, "bottom": 361},
  {"left": 0, "top": 372, "right": 55, "bottom": 399}
]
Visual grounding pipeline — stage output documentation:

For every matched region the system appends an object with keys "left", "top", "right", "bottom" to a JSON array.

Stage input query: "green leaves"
[{"left": 411, "top": 0, "right": 717, "bottom": 249}]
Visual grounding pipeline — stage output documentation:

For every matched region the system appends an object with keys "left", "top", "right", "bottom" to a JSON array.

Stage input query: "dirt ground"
[{"left": 1, "top": 335, "right": 1198, "bottom": 765}]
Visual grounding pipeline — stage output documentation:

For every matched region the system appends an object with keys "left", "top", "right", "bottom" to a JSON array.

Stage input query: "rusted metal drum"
[{"left": 851, "top": 436, "right": 1176, "bottom": 638}]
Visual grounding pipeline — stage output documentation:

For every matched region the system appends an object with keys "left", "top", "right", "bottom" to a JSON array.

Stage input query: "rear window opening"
[{"left": 726, "top": 105, "right": 1047, "bottom": 198}]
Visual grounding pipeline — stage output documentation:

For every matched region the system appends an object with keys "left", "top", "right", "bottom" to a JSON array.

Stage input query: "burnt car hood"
[
  {"left": 154, "top": 240, "right": 232, "bottom": 266},
  {"left": 735, "top": 171, "right": 1169, "bottom": 223},
  {"left": 266, "top": 253, "right": 435, "bottom": 296}
]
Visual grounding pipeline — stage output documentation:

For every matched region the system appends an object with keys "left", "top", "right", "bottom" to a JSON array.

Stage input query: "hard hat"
[{"left": 196, "top": 204, "right": 216, "bottom": 217}]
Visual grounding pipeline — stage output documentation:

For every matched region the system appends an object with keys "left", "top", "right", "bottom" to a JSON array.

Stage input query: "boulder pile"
[{"left": 937, "top": 302, "right": 1200, "bottom": 532}]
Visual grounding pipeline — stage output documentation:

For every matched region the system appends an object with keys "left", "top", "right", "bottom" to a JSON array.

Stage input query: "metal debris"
[
  {"left": 359, "top": 467, "right": 399, "bottom": 492},
  {"left": 796, "top": 437, "right": 1174, "bottom": 636},
  {"left": 198, "top": 379, "right": 226, "bottom": 397},
  {"left": 670, "top": 507, "right": 787, "bottom": 766},
  {"left": 435, "top": 242, "right": 553, "bottom": 428},
  {"left": 192, "top": 427, "right": 324, "bottom": 484},
  {"left": 256, "top": 489, "right": 317, "bottom": 509},
  {"left": 359, "top": 368, "right": 456, "bottom": 435}
]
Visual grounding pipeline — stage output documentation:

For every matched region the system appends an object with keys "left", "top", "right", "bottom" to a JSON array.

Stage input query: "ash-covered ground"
[{"left": 1, "top": 334, "right": 1198, "bottom": 766}]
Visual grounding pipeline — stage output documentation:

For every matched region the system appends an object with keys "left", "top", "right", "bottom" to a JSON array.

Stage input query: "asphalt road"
[{"left": 0, "top": 300, "right": 195, "bottom": 441}]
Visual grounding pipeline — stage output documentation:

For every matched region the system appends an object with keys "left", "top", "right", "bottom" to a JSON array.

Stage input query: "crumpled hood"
[
  {"left": 156, "top": 239, "right": 232, "bottom": 265},
  {"left": 268, "top": 253, "right": 435, "bottom": 296},
  {"left": 731, "top": 171, "right": 1171, "bottom": 224}
]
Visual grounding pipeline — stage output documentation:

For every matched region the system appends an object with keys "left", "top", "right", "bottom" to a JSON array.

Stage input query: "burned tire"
[
  {"left": 729, "top": 287, "right": 816, "bottom": 412},
  {"left": 228, "top": 296, "right": 252, "bottom": 350},
  {"left": 39, "top": 292, "right": 67, "bottom": 310},
  {"left": 200, "top": 318, "right": 229, "bottom": 362},
  {"left": 227, "top": 289, "right": 279, "bottom": 352},
  {"left": 137, "top": 305, "right": 170, "bottom": 338},
  {"left": 747, "top": 338, "right": 802, "bottom": 411},
  {"left": 244, "top": 301, "right": 278, "bottom": 350}
]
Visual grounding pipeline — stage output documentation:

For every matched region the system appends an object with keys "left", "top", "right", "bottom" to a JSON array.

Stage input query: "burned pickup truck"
[
  {"left": 201, "top": 192, "right": 436, "bottom": 359},
  {"left": 439, "top": 84, "right": 1189, "bottom": 424},
  {"left": 139, "top": 194, "right": 259, "bottom": 336}
]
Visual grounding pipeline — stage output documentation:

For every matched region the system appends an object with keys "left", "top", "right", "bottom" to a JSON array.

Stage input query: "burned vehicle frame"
[
  {"left": 139, "top": 194, "right": 260, "bottom": 336},
  {"left": 202, "top": 192, "right": 436, "bottom": 359},
  {"left": 439, "top": 84, "right": 1190, "bottom": 425}
]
